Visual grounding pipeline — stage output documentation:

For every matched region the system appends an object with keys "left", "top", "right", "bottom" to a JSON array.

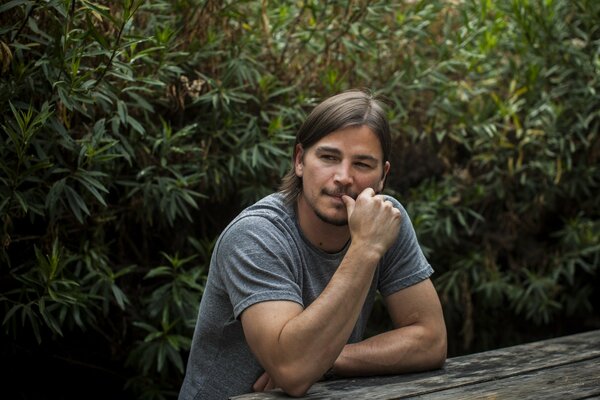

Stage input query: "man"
[{"left": 179, "top": 89, "right": 447, "bottom": 399}]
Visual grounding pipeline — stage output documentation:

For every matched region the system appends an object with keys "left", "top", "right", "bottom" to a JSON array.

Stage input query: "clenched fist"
[{"left": 342, "top": 188, "right": 401, "bottom": 258}]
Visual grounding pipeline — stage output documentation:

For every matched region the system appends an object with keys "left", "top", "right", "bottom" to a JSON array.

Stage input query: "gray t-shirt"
[{"left": 179, "top": 193, "right": 432, "bottom": 400}]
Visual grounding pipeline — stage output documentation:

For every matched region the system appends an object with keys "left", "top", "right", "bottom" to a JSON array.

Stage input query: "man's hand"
[{"left": 342, "top": 188, "right": 401, "bottom": 257}]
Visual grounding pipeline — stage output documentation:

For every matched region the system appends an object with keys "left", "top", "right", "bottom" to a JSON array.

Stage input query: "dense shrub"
[
  {"left": 396, "top": 0, "right": 600, "bottom": 352},
  {"left": 1, "top": 0, "right": 598, "bottom": 398}
]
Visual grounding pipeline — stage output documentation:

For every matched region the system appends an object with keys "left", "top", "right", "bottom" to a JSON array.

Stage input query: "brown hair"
[{"left": 279, "top": 89, "right": 391, "bottom": 204}]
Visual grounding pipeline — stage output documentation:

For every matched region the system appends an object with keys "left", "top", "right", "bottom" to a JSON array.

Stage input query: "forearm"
[
  {"left": 332, "top": 323, "right": 447, "bottom": 377},
  {"left": 270, "top": 244, "right": 381, "bottom": 392}
]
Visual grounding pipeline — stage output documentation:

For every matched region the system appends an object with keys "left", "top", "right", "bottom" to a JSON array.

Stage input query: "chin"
[{"left": 315, "top": 209, "right": 348, "bottom": 227}]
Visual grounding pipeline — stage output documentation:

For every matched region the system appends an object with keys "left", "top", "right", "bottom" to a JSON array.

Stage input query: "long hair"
[{"left": 278, "top": 89, "right": 392, "bottom": 204}]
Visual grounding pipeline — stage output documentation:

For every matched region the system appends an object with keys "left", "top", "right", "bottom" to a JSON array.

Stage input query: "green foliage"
[
  {"left": 397, "top": 0, "right": 600, "bottom": 352},
  {"left": 1, "top": 0, "right": 598, "bottom": 398}
]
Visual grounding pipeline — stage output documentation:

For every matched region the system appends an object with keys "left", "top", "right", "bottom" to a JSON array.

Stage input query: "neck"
[{"left": 295, "top": 195, "right": 351, "bottom": 253}]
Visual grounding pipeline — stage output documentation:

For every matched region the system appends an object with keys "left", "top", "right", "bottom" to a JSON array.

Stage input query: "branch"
[
  {"left": 92, "top": 1, "right": 142, "bottom": 89},
  {"left": 11, "top": 2, "right": 38, "bottom": 42}
]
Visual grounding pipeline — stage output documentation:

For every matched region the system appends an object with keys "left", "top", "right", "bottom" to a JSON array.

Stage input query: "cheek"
[
  {"left": 358, "top": 173, "right": 385, "bottom": 190},
  {"left": 302, "top": 166, "right": 332, "bottom": 189}
]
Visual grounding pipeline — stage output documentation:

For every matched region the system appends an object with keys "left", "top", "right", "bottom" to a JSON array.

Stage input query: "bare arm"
[
  {"left": 332, "top": 278, "right": 447, "bottom": 377},
  {"left": 241, "top": 189, "right": 401, "bottom": 396}
]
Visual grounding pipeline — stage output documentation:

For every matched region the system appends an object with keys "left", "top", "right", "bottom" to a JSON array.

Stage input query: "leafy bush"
[
  {"left": 1, "top": 0, "right": 598, "bottom": 398},
  {"left": 396, "top": 0, "right": 600, "bottom": 353}
]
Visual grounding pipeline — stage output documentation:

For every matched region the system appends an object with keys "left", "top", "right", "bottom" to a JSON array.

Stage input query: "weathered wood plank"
[
  {"left": 411, "top": 357, "right": 600, "bottom": 400},
  {"left": 232, "top": 330, "right": 600, "bottom": 399}
]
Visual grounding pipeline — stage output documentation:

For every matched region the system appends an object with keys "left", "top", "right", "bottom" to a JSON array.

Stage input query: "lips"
[
  {"left": 322, "top": 189, "right": 358, "bottom": 200},
  {"left": 329, "top": 194, "right": 344, "bottom": 203}
]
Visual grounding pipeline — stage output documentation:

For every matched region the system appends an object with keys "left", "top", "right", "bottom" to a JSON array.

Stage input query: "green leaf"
[
  {"left": 64, "top": 185, "right": 90, "bottom": 223},
  {"left": 117, "top": 100, "right": 128, "bottom": 124},
  {"left": 111, "top": 284, "right": 129, "bottom": 310},
  {"left": 0, "top": 0, "right": 32, "bottom": 14},
  {"left": 166, "top": 342, "right": 185, "bottom": 373},
  {"left": 73, "top": 173, "right": 108, "bottom": 206},
  {"left": 144, "top": 266, "right": 172, "bottom": 279},
  {"left": 126, "top": 115, "right": 145, "bottom": 135},
  {"left": 157, "top": 342, "right": 166, "bottom": 372},
  {"left": 12, "top": 191, "right": 28, "bottom": 213}
]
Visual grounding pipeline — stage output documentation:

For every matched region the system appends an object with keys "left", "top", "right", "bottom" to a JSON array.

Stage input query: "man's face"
[{"left": 295, "top": 125, "right": 390, "bottom": 226}]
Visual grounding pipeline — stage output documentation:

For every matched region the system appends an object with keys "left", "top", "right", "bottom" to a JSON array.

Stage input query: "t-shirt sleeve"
[
  {"left": 215, "top": 214, "right": 304, "bottom": 319},
  {"left": 378, "top": 197, "right": 433, "bottom": 297}
]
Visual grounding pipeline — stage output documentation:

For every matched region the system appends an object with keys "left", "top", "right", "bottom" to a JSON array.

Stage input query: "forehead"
[{"left": 310, "top": 125, "right": 384, "bottom": 160}]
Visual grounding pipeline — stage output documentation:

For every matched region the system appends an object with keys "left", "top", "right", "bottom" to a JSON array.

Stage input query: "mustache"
[{"left": 322, "top": 188, "right": 359, "bottom": 200}]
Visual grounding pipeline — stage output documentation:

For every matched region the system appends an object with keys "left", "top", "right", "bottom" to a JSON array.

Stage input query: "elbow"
[
  {"left": 430, "top": 328, "right": 447, "bottom": 369},
  {"left": 415, "top": 324, "right": 447, "bottom": 371},
  {"left": 431, "top": 347, "right": 447, "bottom": 370},
  {"left": 270, "top": 364, "right": 317, "bottom": 398},
  {"left": 282, "top": 383, "right": 311, "bottom": 398},
  {"left": 278, "top": 377, "right": 312, "bottom": 398},
  {"left": 438, "top": 342, "right": 448, "bottom": 368}
]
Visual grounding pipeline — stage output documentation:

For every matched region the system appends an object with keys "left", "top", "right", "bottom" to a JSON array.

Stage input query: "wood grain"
[{"left": 231, "top": 330, "right": 600, "bottom": 399}]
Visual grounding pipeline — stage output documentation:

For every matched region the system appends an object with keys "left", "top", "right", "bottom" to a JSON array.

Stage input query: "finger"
[
  {"left": 341, "top": 195, "right": 355, "bottom": 216},
  {"left": 383, "top": 199, "right": 401, "bottom": 216},
  {"left": 265, "top": 377, "right": 276, "bottom": 391},
  {"left": 360, "top": 187, "right": 376, "bottom": 198},
  {"left": 253, "top": 372, "right": 270, "bottom": 392}
]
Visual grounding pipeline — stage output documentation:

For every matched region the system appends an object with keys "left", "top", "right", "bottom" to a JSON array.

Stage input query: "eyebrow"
[{"left": 314, "top": 146, "right": 380, "bottom": 163}]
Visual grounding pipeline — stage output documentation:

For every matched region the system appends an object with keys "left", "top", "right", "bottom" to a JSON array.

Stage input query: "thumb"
[{"left": 341, "top": 194, "right": 355, "bottom": 217}]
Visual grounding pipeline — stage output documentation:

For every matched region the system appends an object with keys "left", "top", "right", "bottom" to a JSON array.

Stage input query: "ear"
[
  {"left": 377, "top": 161, "right": 391, "bottom": 192},
  {"left": 294, "top": 144, "right": 304, "bottom": 178}
]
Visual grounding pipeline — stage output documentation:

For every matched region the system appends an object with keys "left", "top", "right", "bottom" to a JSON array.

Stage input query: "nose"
[{"left": 333, "top": 162, "right": 353, "bottom": 186}]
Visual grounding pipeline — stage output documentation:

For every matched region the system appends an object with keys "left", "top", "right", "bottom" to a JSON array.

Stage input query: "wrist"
[{"left": 349, "top": 240, "right": 386, "bottom": 261}]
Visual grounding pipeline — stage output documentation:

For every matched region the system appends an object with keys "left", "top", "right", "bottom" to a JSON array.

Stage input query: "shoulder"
[
  {"left": 217, "top": 193, "right": 297, "bottom": 250},
  {"left": 228, "top": 193, "right": 294, "bottom": 231},
  {"left": 242, "top": 193, "right": 294, "bottom": 220}
]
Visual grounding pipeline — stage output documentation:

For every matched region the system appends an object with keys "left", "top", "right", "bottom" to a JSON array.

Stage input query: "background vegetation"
[{"left": 1, "top": 0, "right": 598, "bottom": 398}]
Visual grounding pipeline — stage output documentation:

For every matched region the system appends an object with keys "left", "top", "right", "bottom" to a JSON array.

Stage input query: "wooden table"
[{"left": 232, "top": 329, "right": 600, "bottom": 399}]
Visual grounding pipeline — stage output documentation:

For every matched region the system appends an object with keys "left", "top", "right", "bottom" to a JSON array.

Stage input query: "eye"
[
  {"left": 355, "top": 162, "right": 373, "bottom": 169},
  {"left": 320, "top": 155, "right": 338, "bottom": 162}
]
